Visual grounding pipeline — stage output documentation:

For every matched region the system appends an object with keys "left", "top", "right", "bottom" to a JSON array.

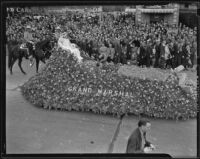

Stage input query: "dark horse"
[
  {"left": 7, "top": 40, "right": 34, "bottom": 75},
  {"left": 8, "top": 39, "right": 54, "bottom": 74},
  {"left": 31, "top": 39, "right": 55, "bottom": 73}
]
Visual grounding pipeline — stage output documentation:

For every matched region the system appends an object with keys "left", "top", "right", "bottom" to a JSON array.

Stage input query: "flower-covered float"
[{"left": 21, "top": 35, "right": 197, "bottom": 120}]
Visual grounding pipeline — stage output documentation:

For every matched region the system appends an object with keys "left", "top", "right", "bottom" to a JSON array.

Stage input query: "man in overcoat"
[
  {"left": 138, "top": 41, "right": 147, "bottom": 67},
  {"left": 126, "top": 119, "right": 155, "bottom": 153},
  {"left": 154, "top": 39, "right": 161, "bottom": 68}
]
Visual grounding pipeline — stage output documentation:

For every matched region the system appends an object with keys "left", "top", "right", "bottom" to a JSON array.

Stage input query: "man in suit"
[
  {"left": 126, "top": 37, "right": 132, "bottom": 61},
  {"left": 126, "top": 119, "right": 155, "bottom": 153},
  {"left": 99, "top": 42, "right": 109, "bottom": 63},
  {"left": 112, "top": 36, "right": 122, "bottom": 64},
  {"left": 138, "top": 41, "right": 147, "bottom": 67},
  {"left": 170, "top": 38, "right": 179, "bottom": 69},
  {"left": 154, "top": 39, "right": 161, "bottom": 68},
  {"left": 133, "top": 37, "right": 140, "bottom": 48},
  {"left": 146, "top": 39, "right": 153, "bottom": 67}
]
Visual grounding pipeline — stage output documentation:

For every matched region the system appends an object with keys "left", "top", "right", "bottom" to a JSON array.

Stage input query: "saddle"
[{"left": 20, "top": 41, "right": 36, "bottom": 50}]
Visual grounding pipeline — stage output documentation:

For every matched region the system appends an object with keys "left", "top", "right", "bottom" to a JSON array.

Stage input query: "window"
[{"left": 185, "top": 4, "right": 189, "bottom": 8}]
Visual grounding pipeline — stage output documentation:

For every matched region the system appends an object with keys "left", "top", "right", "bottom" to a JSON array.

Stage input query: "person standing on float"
[{"left": 99, "top": 42, "right": 109, "bottom": 63}]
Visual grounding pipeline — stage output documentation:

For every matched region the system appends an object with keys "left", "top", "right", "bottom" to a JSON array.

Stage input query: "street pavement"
[
  {"left": 113, "top": 116, "right": 197, "bottom": 157},
  {"left": 5, "top": 56, "right": 197, "bottom": 157}
]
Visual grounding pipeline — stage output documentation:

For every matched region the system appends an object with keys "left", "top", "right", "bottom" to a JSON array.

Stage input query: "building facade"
[
  {"left": 179, "top": 2, "right": 197, "bottom": 28},
  {"left": 134, "top": 4, "right": 180, "bottom": 25}
]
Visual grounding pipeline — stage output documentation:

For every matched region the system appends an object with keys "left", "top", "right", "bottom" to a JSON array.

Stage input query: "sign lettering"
[{"left": 65, "top": 86, "right": 134, "bottom": 98}]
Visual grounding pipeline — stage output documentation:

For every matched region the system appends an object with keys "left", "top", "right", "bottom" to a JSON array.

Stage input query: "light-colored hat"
[
  {"left": 26, "top": 25, "right": 31, "bottom": 29},
  {"left": 56, "top": 26, "right": 61, "bottom": 30}
]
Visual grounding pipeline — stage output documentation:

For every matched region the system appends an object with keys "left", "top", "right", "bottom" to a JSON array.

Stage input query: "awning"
[
  {"left": 140, "top": 8, "right": 175, "bottom": 13},
  {"left": 125, "top": 8, "right": 136, "bottom": 13}
]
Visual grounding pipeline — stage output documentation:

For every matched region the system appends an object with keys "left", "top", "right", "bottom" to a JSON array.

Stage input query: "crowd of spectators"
[
  {"left": 6, "top": 12, "right": 55, "bottom": 43},
  {"left": 6, "top": 10, "right": 197, "bottom": 69}
]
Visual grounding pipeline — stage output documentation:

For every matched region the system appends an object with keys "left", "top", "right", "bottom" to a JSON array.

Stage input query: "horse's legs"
[
  {"left": 29, "top": 55, "right": 35, "bottom": 67},
  {"left": 18, "top": 57, "right": 26, "bottom": 75},
  {"left": 165, "top": 60, "right": 168, "bottom": 69},
  {"left": 10, "top": 57, "right": 17, "bottom": 75},
  {"left": 36, "top": 58, "right": 40, "bottom": 73}
]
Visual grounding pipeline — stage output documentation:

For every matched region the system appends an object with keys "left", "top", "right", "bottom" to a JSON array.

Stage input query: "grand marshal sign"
[{"left": 66, "top": 86, "right": 135, "bottom": 98}]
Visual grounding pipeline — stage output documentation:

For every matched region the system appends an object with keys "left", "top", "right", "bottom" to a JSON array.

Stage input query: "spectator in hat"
[
  {"left": 190, "top": 41, "right": 197, "bottom": 69},
  {"left": 164, "top": 41, "right": 172, "bottom": 69},
  {"left": 107, "top": 43, "right": 115, "bottom": 63},
  {"left": 138, "top": 41, "right": 147, "bottom": 67},
  {"left": 130, "top": 43, "right": 138, "bottom": 65},
  {"left": 99, "top": 42, "right": 109, "bottom": 63},
  {"left": 126, "top": 37, "right": 133, "bottom": 61},
  {"left": 154, "top": 39, "right": 161, "bottom": 68},
  {"left": 121, "top": 43, "right": 128, "bottom": 64},
  {"left": 112, "top": 36, "right": 122, "bottom": 64},
  {"left": 181, "top": 41, "right": 191, "bottom": 69},
  {"left": 170, "top": 38, "right": 178, "bottom": 69}
]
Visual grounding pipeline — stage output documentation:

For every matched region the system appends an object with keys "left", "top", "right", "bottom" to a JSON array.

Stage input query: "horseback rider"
[{"left": 23, "top": 25, "right": 35, "bottom": 66}]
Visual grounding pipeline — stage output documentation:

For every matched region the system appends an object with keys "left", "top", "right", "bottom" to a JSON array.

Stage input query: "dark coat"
[
  {"left": 82, "top": 40, "right": 87, "bottom": 52},
  {"left": 126, "top": 128, "right": 151, "bottom": 153},
  {"left": 173, "top": 43, "right": 180, "bottom": 68},
  {"left": 155, "top": 44, "right": 161, "bottom": 59},
  {"left": 172, "top": 43, "right": 179, "bottom": 57},
  {"left": 113, "top": 39, "right": 121, "bottom": 54},
  {"left": 133, "top": 40, "right": 140, "bottom": 47},
  {"left": 126, "top": 43, "right": 132, "bottom": 60},
  {"left": 146, "top": 45, "right": 153, "bottom": 67},
  {"left": 138, "top": 46, "right": 146, "bottom": 66},
  {"left": 181, "top": 45, "right": 189, "bottom": 67},
  {"left": 154, "top": 44, "right": 161, "bottom": 67},
  {"left": 160, "top": 44, "right": 165, "bottom": 58},
  {"left": 112, "top": 39, "right": 122, "bottom": 63},
  {"left": 139, "top": 46, "right": 146, "bottom": 59}
]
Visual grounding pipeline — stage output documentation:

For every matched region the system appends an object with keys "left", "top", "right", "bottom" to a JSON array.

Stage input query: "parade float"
[{"left": 21, "top": 35, "right": 197, "bottom": 120}]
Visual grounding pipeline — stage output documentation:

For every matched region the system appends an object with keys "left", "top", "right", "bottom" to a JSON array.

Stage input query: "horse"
[
  {"left": 31, "top": 38, "right": 55, "bottom": 73},
  {"left": 7, "top": 40, "right": 34, "bottom": 75}
]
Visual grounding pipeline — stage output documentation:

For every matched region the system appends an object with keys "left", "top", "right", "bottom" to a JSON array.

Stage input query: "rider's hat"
[
  {"left": 26, "top": 25, "right": 31, "bottom": 29},
  {"left": 56, "top": 26, "right": 61, "bottom": 30}
]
